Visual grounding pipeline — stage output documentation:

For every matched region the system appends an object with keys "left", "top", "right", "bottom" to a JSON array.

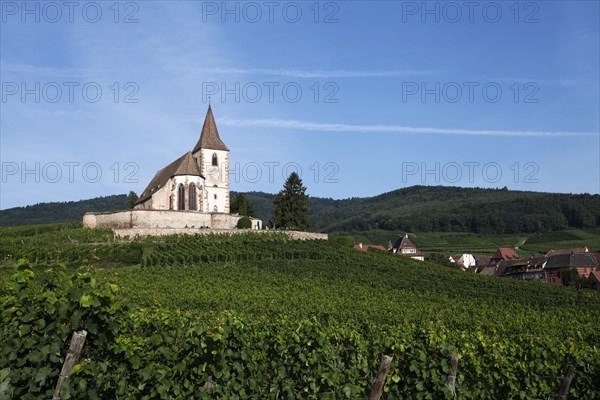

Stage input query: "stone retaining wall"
[{"left": 112, "top": 228, "right": 328, "bottom": 240}]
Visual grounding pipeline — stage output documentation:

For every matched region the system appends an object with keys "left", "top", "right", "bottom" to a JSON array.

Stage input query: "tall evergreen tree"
[
  {"left": 230, "top": 193, "right": 256, "bottom": 217},
  {"left": 127, "top": 191, "right": 138, "bottom": 209},
  {"left": 273, "top": 172, "right": 309, "bottom": 230}
]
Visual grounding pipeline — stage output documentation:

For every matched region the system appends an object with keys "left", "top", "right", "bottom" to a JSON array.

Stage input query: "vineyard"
[{"left": 1, "top": 223, "right": 600, "bottom": 398}]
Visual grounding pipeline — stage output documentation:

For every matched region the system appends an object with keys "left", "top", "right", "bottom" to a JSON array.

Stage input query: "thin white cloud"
[
  {"left": 0, "top": 61, "right": 98, "bottom": 78},
  {"left": 169, "top": 65, "right": 439, "bottom": 79},
  {"left": 488, "top": 76, "right": 582, "bottom": 87},
  {"left": 220, "top": 117, "right": 596, "bottom": 138}
]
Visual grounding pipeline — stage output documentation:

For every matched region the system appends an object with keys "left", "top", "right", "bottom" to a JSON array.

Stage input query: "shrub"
[{"left": 237, "top": 217, "right": 252, "bottom": 229}]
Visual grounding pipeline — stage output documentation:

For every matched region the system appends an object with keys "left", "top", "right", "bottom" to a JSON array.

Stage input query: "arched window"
[
  {"left": 212, "top": 153, "right": 218, "bottom": 166},
  {"left": 178, "top": 184, "right": 185, "bottom": 210},
  {"left": 189, "top": 184, "right": 197, "bottom": 211},
  {"left": 213, "top": 205, "right": 218, "bottom": 213}
]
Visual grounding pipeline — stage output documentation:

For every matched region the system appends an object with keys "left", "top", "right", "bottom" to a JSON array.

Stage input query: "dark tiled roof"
[
  {"left": 497, "top": 257, "right": 547, "bottom": 276},
  {"left": 589, "top": 270, "right": 600, "bottom": 283},
  {"left": 473, "top": 255, "right": 491, "bottom": 265},
  {"left": 192, "top": 106, "right": 229, "bottom": 152},
  {"left": 393, "top": 234, "right": 417, "bottom": 250},
  {"left": 545, "top": 253, "right": 599, "bottom": 270},
  {"left": 137, "top": 152, "right": 202, "bottom": 203},
  {"left": 478, "top": 265, "right": 497, "bottom": 276}
]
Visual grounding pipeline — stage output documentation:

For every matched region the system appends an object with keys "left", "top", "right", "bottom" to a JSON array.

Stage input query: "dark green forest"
[
  {"left": 2, "top": 186, "right": 600, "bottom": 234},
  {"left": 246, "top": 186, "right": 600, "bottom": 234},
  {"left": 0, "top": 195, "right": 129, "bottom": 227}
]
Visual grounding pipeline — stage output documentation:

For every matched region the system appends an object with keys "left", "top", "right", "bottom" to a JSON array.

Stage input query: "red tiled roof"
[
  {"left": 354, "top": 244, "right": 386, "bottom": 252},
  {"left": 546, "top": 247, "right": 588, "bottom": 257},
  {"left": 492, "top": 248, "right": 520, "bottom": 261}
]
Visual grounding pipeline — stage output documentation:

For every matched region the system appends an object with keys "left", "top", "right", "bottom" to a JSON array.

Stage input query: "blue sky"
[{"left": 1, "top": 1, "right": 599, "bottom": 209}]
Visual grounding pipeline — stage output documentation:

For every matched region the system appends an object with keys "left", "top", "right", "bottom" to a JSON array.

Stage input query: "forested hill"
[
  {"left": 244, "top": 186, "right": 600, "bottom": 234},
  {"left": 0, "top": 195, "right": 129, "bottom": 227},
  {"left": 1, "top": 186, "right": 599, "bottom": 234}
]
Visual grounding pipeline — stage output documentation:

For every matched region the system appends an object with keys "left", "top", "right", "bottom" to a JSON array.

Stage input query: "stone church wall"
[{"left": 83, "top": 210, "right": 244, "bottom": 230}]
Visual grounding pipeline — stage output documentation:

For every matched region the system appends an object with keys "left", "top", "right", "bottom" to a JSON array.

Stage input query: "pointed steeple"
[{"left": 192, "top": 105, "right": 229, "bottom": 153}]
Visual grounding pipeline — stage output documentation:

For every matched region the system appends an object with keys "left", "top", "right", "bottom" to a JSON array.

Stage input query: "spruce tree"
[
  {"left": 230, "top": 193, "right": 256, "bottom": 217},
  {"left": 127, "top": 191, "right": 138, "bottom": 209},
  {"left": 273, "top": 172, "right": 309, "bottom": 230}
]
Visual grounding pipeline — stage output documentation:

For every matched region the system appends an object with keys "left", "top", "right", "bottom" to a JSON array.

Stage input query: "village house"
[
  {"left": 353, "top": 243, "right": 386, "bottom": 252},
  {"left": 489, "top": 248, "right": 520, "bottom": 265},
  {"left": 545, "top": 247, "right": 589, "bottom": 257},
  {"left": 544, "top": 252, "right": 599, "bottom": 285},
  {"left": 495, "top": 257, "right": 547, "bottom": 282},
  {"left": 391, "top": 234, "right": 424, "bottom": 261},
  {"left": 448, "top": 253, "right": 476, "bottom": 271}
]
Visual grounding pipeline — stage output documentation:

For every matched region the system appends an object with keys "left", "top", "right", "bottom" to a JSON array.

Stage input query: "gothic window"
[
  {"left": 169, "top": 195, "right": 174, "bottom": 210},
  {"left": 178, "top": 184, "right": 185, "bottom": 210},
  {"left": 189, "top": 184, "right": 197, "bottom": 211},
  {"left": 212, "top": 153, "right": 218, "bottom": 166}
]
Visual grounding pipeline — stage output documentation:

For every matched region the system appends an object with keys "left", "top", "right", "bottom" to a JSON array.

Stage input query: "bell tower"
[{"left": 191, "top": 106, "right": 230, "bottom": 213}]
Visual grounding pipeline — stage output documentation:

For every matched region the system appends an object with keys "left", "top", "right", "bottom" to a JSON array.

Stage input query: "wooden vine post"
[
  {"left": 557, "top": 365, "right": 575, "bottom": 400},
  {"left": 369, "top": 355, "right": 393, "bottom": 400},
  {"left": 447, "top": 355, "right": 459, "bottom": 396},
  {"left": 52, "top": 330, "right": 88, "bottom": 400}
]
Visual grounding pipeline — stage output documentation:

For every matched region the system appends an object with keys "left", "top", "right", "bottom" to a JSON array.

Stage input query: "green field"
[{"left": 1, "top": 223, "right": 600, "bottom": 399}]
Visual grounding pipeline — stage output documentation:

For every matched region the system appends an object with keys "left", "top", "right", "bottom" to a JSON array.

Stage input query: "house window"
[
  {"left": 212, "top": 153, "right": 218, "bottom": 166},
  {"left": 178, "top": 184, "right": 185, "bottom": 210},
  {"left": 189, "top": 184, "right": 197, "bottom": 211}
]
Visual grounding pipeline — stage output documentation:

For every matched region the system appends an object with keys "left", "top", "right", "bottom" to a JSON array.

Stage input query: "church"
[
  {"left": 83, "top": 106, "right": 263, "bottom": 233},
  {"left": 134, "top": 106, "right": 230, "bottom": 213}
]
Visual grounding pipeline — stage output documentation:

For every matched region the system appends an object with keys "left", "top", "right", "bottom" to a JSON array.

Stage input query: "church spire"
[{"left": 192, "top": 105, "right": 229, "bottom": 152}]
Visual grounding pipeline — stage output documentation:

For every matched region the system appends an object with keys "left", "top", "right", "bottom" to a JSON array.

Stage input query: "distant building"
[
  {"left": 545, "top": 247, "right": 588, "bottom": 257},
  {"left": 392, "top": 234, "right": 424, "bottom": 261},
  {"left": 353, "top": 243, "right": 386, "bottom": 252},
  {"left": 473, "top": 255, "right": 491, "bottom": 267},
  {"left": 449, "top": 253, "right": 476, "bottom": 270},
  {"left": 545, "top": 253, "right": 599, "bottom": 285},
  {"left": 496, "top": 257, "right": 547, "bottom": 282},
  {"left": 489, "top": 248, "right": 520, "bottom": 265}
]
